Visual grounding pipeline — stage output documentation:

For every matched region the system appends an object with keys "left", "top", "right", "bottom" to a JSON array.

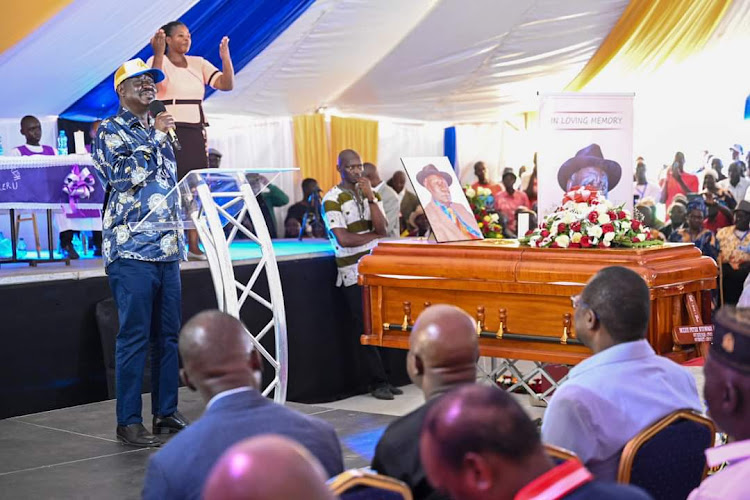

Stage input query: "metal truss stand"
[{"left": 477, "top": 356, "right": 570, "bottom": 406}]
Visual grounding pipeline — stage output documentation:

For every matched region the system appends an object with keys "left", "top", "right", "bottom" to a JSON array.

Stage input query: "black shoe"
[
  {"left": 61, "top": 242, "right": 79, "bottom": 260},
  {"left": 388, "top": 385, "right": 404, "bottom": 395},
  {"left": 153, "top": 410, "right": 190, "bottom": 435},
  {"left": 116, "top": 423, "right": 161, "bottom": 447},
  {"left": 371, "top": 386, "right": 395, "bottom": 400}
]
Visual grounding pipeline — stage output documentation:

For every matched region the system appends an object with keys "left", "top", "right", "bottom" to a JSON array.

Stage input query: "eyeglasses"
[
  {"left": 343, "top": 164, "right": 364, "bottom": 171},
  {"left": 571, "top": 294, "right": 598, "bottom": 319}
]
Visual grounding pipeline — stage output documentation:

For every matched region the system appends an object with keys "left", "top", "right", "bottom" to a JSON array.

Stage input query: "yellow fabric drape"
[
  {"left": 292, "top": 114, "right": 334, "bottom": 192},
  {"left": 330, "top": 115, "right": 379, "bottom": 168},
  {"left": 0, "top": 0, "right": 72, "bottom": 55},
  {"left": 566, "top": 0, "right": 732, "bottom": 91}
]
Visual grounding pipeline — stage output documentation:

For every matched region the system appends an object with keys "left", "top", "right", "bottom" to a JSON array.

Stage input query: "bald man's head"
[
  {"left": 203, "top": 435, "right": 335, "bottom": 500},
  {"left": 363, "top": 162, "right": 382, "bottom": 186},
  {"left": 179, "top": 310, "right": 262, "bottom": 403},
  {"left": 408, "top": 305, "right": 478, "bottom": 399}
]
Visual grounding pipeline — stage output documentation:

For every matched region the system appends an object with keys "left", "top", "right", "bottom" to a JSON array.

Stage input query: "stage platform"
[
  {"left": 0, "top": 387, "right": 400, "bottom": 500},
  {"left": 0, "top": 239, "right": 410, "bottom": 419}
]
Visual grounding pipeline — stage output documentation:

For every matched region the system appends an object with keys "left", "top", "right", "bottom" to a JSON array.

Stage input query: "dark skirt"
[{"left": 174, "top": 123, "right": 208, "bottom": 182}]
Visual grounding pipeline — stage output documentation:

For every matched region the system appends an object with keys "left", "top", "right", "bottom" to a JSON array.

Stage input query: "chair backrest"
[
  {"left": 329, "top": 469, "right": 413, "bottom": 500},
  {"left": 543, "top": 444, "right": 579, "bottom": 465},
  {"left": 617, "top": 409, "right": 716, "bottom": 500}
]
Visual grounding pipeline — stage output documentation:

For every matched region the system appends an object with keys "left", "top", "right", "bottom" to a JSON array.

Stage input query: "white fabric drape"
[
  {"left": 377, "top": 120, "right": 444, "bottom": 190},
  {"left": 205, "top": 115, "right": 298, "bottom": 237},
  {"left": 455, "top": 123, "right": 503, "bottom": 187},
  {"left": 0, "top": 0, "right": 196, "bottom": 118}
]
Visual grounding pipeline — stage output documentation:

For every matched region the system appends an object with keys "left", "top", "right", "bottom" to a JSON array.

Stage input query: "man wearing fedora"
[
  {"left": 558, "top": 144, "right": 622, "bottom": 197},
  {"left": 495, "top": 167, "right": 530, "bottom": 236},
  {"left": 688, "top": 306, "right": 750, "bottom": 499},
  {"left": 417, "top": 164, "right": 482, "bottom": 242},
  {"left": 91, "top": 59, "right": 189, "bottom": 447}
]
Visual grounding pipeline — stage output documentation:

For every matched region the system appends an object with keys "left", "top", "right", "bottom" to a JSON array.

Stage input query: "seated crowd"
[{"left": 138, "top": 265, "right": 749, "bottom": 499}]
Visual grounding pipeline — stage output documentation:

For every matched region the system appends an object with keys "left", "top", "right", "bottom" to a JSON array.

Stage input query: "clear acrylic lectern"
[{"left": 130, "top": 168, "right": 297, "bottom": 403}]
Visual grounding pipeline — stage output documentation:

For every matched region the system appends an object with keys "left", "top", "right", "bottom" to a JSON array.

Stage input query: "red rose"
[
  {"left": 598, "top": 242, "right": 607, "bottom": 248},
  {"left": 541, "top": 229, "right": 550, "bottom": 237},
  {"left": 557, "top": 223, "right": 566, "bottom": 233},
  {"left": 588, "top": 212, "right": 599, "bottom": 223},
  {"left": 632, "top": 236, "right": 640, "bottom": 243},
  {"left": 525, "top": 230, "right": 534, "bottom": 237},
  {"left": 618, "top": 211, "right": 627, "bottom": 220},
  {"left": 607, "top": 211, "right": 617, "bottom": 220},
  {"left": 646, "top": 232, "right": 652, "bottom": 240},
  {"left": 475, "top": 215, "right": 482, "bottom": 221},
  {"left": 580, "top": 236, "right": 591, "bottom": 248},
  {"left": 569, "top": 242, "right": 582, "bottom": 248},
  {"left": 631, "top": 220, "right": 641, "bottom": 230},
  {"left": 550, "top": 242, "right": 559, "bottom": 248},
  {"left": 571, "top": 221, "right": 582, "bottom": 232},
  {"left": 591, "top": 199, "right": 599, "bottom": 205},
  {"left": 601, "top": 223, "right": 615, "bottom": 233}
]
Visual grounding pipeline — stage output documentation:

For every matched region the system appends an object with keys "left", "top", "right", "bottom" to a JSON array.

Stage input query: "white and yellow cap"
[{"left": 113, "top": 58, "right": 165, "bottom": 91}]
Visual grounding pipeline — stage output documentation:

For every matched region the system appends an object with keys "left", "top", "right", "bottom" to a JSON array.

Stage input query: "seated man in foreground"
[
  {"left": 688, "top": 306, "right": 750, "bottom": 500},
  {"left": 372, "top": 304, "right": 479, "bottom": 500},
  {"left": 142, "top": 310, "right": 344, "bottom": 499},
  {"left": 203, "top": 435, "right": 336, "bottom": 500},
  {"left": 542, "top": 266, "right": 701, "bottom": 481},
  {"left": 420, "top": 385, "right": 652, "bottom": 499}
]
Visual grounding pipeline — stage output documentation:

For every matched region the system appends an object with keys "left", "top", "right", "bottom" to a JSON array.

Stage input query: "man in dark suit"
[
  {"left": 372, "top": 304, "right": 479, "bottom": 500},
  {"left": 142, "top": 311, "right": 344, "bottom": 500},
  {"left": 420, "top": 385, "right": 652, "bottom": 500}
]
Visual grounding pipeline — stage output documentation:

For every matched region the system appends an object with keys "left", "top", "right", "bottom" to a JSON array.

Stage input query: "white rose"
[
  {"left": 636, "top": 233, "right": 645, "bottom": 242},
  {"left": 571, "top": 232, "right": 582, "bottom": 243},
  {"left": 621, "top": 220, "right": 631, "bottom": 231},
  {"left": 588, "top": 225, "right": 603, "bottom": 239},
  {"left": 601, "top": 239, "right": 611, "bottom": 247},
  {"left": 604, "top": 232, "right": 616, "bottom": 242},
  {"left": 561, "top": 212, "right": 576, "bottom": 224},
  {"left": 491, "top": 213, "right": 499, "bottom": 222},
  {"left": 598, "top": 213, "right": 611, "bottom": 224},
  {"left": 480, "top": 187, "right": 492, "bottom": 196},
  {"left": 465, "top": 188, "right": 476, "bottom": 198},
  {"left": 576, "top": 202, "right": 589, "bottom": 213},
  {"left": 555, "top": 234, "right": 570, "bottom": 247},
  {"left": 550, "top": 223, "right": 559, "bottom": 235}
]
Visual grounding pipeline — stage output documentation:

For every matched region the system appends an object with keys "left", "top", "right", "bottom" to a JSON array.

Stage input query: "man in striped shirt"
[{"left": 322, "top": 149, "right": 396, "bottom": 400}]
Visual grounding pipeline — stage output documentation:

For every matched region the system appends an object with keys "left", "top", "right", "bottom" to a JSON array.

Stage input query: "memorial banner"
[
  {"left": 538, "top": 93, "right": 634, "bottom": 220},
  {"left": 0, "top": 155, "right": 105, "bottom": 209}
]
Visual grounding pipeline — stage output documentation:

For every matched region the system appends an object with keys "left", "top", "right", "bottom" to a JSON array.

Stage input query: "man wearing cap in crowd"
[
  {"left": 716, "top": 201, "right": 750, "bottom": 305},
  {"left": 494, "top": 167, "right": 530, "bottom": 236},
  {"left": 558, "top": 143, "right": 622, "bottom": 198},
  {"left": 417, "top": 163, "right": 482, "bottom": 242},
  {"left": 91, "top": 58, "right": 188, "bottom": 447},
  {"left": 208, "top": 147, "right": 222, "bottom": 169},
  {"left": 729, "top": 143, "right": 746, "bottom": 175},
  {"left": 688, "top": 306, "right": 750, "bottom": 499}
]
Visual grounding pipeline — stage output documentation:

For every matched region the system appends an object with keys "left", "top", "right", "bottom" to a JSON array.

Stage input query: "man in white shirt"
[
  {"left": 364, "top": 162, "right": 400, "bottom": 238},
  {"left": 633, "top": 160, "right": 661, "bottom": 203},
  {"left": 542, "top": 266, "right": 701, "bottom": 481},
  {"left": 719, "top": 162, "right": 750, "bottom": 203},
  {"left": 688, "top": 306, "right": 750, "bottom": 499}
]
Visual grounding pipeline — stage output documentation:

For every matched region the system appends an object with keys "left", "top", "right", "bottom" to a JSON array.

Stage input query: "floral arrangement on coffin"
[
  {"left": 463, "top": 185, "right": 503, "bottom": 238},
  {"left": 519, "top": 187, "right": 663, "bottom": 249}
]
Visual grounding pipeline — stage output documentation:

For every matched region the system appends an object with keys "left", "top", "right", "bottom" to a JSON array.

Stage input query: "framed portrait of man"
[{"left": 401, "top": 156, "right": 483, "bottom": 243}]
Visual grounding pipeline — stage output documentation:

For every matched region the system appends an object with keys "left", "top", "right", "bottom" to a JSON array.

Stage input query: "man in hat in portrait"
[
  {"left": 688, "top": 306, "right": 750, "bottom": 499},
  {"left": 417, "top": 164, "right": 482, "bottom": 242},
  {"left": 558, "top": 144, "right": 622, "bottom": 197}
]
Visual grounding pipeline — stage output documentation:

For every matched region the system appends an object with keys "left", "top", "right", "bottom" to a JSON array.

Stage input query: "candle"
[
  {"left": 517, "top": 212, "right": 529, "bottom": 238},
  {"left": 73, "top": 130, "right": 86, "bottom": 155}
]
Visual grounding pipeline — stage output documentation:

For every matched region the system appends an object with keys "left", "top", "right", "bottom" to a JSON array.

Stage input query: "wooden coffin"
[{"left": 359, "top": 240, "right": 717, "bottom": 365}]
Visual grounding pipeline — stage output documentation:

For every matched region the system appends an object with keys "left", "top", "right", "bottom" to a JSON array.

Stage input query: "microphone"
[{"left": 148, "top": 100, "right": 182, "bottom": 151}]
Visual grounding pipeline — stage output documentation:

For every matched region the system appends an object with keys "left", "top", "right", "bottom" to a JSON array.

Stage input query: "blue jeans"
[{"left": 108, "top": 258, "right": 182, "bottom": 425}]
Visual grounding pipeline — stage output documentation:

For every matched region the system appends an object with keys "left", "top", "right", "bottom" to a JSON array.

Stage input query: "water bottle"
[
  {"left": 17, "top": 237, "right": 27, "bottom": 258},
  {"left": 57, "top": 130, "right": 68, "bottom": 155},
  {"left": 0, "top": 134, "right": 4, "bottom": 156},
  {"left": 0, "top": 232, "right": 10, "bottom": 257}
]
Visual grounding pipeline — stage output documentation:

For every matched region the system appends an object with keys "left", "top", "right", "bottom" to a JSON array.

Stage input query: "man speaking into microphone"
[{"left": 92, "top": 58, "right": 188, "bottom": 447}]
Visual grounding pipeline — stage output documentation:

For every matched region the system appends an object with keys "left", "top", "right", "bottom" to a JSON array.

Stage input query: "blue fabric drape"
[
  {"left": 444, "top": 126, "right": 457, "bottom": 173},
  {"left": 61, "top": 0, "right": 315, "bottom": 121},
  {"left": 745, "top": 94, "right": 750, "bottom": 120}
]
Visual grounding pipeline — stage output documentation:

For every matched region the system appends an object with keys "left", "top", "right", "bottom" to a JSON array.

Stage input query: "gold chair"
[
  {"left": 543, "top": 443, "right": 579, "bottom": 463},
  {"left": 617, "top": 409, "right": 716, "bottom": 500},
  {"left": 328, "top": 468, "right": 413, "bottom": 500}
]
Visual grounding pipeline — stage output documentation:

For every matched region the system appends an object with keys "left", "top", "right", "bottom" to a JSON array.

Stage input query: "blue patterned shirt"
[{"left": 91, "top": 107, "right": 185, "bottom": 268}]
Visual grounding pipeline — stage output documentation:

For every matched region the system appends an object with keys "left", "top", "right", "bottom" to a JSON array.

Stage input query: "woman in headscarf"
[
  {"left": 148, "top": 21, "right": 235, "bottom": 260},
  {"left": 668, "top": 197, "right": 719, "bottom": 260}
]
